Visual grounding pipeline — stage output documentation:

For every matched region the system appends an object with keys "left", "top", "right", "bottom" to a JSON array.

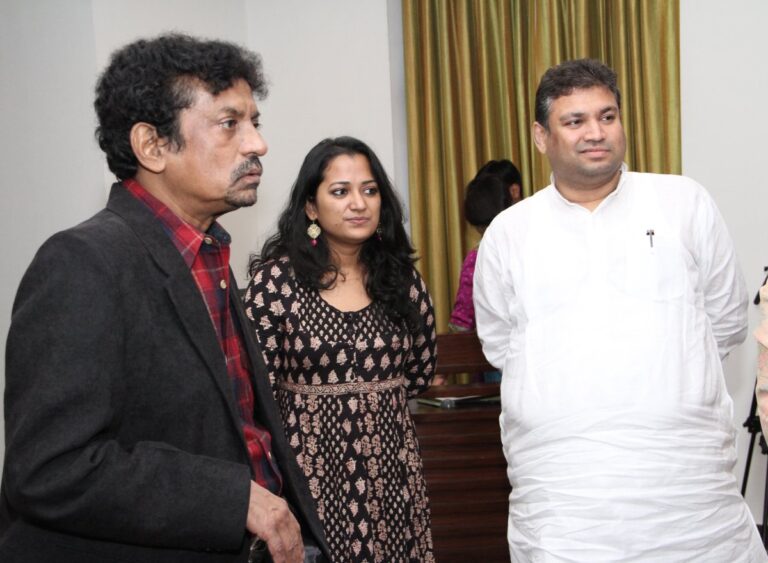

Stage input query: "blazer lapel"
[
  {"left": 105, "top": 184, "right": 243, "bottom": 433},
  {"left": 107, "top": 183, "right": 330, "bottom": 557}
]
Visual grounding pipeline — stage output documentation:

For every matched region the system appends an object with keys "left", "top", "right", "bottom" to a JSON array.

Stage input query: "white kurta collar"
[{"left": 549, "top": 163, "right": 629, "bottom": 211}]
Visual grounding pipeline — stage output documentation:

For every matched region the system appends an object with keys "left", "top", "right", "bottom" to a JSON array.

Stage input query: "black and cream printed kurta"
[{"left": 244, "top": 257, "right": 437, "bottom": 563}]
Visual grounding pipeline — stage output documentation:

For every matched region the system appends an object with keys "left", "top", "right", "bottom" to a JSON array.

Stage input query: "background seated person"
[{"left": 447, "top": 160, "right": 522, "bottom": 384}]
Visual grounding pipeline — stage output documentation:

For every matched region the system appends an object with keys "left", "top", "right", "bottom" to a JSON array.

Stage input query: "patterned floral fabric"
[{"left": 244, "top": 257, "right": 437, "bottom": 563}]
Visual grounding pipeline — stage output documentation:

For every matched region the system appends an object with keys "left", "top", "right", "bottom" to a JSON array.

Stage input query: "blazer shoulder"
[{"left": 39, "top": 208, "right": 139, "bottom": 268}]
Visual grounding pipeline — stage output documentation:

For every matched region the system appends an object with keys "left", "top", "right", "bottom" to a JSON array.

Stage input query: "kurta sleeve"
[
  {"left": 403, "top": 269, "right": 437, "bottom": 397},
  {"left": 244, "top": 260, "right": 290, "bottom": 390},
  {"left": 473, "top": 222, "right": 519, "bottom": 371},
  {"left": 694, "top": 185, "right": 748, "bottom": 360}
]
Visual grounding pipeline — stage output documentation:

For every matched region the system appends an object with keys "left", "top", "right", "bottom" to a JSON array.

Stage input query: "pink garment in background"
[
  {"left": 756, "top": 283, "right": 768, "bottom": 347},
  {"left": 449, "top": 248, "right": 478, "bottom": 331}
]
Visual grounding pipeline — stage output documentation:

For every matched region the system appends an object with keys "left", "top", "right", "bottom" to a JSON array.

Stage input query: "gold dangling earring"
[{"left": 307, "top": 220, "right": 321, "bottom": 247}]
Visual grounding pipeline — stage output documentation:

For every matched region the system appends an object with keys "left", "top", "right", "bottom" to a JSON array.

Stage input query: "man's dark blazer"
[{"left": 0, "top": 184, "right": 329, "bottom": 562}]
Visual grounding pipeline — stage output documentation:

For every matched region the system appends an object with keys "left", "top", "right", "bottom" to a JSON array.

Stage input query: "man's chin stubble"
[{"left": 225, "top": 185, "right": 258, "bottom": 208}]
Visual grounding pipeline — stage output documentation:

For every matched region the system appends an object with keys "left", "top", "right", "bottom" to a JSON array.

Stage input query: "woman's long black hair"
[{"left": 250, "top": 136, "right": 420, "bottom": 331}]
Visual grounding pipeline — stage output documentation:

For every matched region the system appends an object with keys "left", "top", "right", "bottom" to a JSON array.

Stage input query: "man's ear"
[
  {"left": 304, "top": 200, "right": 318, "bottom": 221},
  {"left": 532, "top": 122, "right": 549, "bottom": 155},
  {"left": 130, "top": 122, "right": 167, "bottom": 174},
  {"left": 509, "top": 183, "right": 522, "bottom": 203}
]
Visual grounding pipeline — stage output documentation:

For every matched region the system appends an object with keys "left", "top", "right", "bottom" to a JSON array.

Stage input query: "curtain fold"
[{"left": 403, "top": 0, "right": 680, "bottom": 332}]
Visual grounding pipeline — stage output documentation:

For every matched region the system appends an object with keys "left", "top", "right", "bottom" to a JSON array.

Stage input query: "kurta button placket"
[{"left": 345, "top": 312, "right": 358, "bottom": 375}]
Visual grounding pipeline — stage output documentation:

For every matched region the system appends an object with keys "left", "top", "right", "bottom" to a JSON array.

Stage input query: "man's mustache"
[{"left": 232, "top": 156, "right": 262, "bottom": 181}]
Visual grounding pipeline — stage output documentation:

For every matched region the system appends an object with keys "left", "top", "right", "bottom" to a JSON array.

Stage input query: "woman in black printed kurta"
[{"left": 244, "top": 137, "right": 436, "bottom": 563}]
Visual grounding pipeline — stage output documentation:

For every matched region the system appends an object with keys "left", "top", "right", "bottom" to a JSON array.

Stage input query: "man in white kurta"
[{"left": 474, "top": 59, "right": 766, "bottom": 562}]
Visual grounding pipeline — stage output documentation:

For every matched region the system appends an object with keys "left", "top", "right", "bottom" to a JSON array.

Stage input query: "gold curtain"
[{"left": 402, "top": 0, "right": 680, "bottom": 331}]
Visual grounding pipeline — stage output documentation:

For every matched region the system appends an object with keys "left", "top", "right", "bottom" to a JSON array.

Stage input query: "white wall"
[
  {"left": 0, "top": 0, "right": 105, "bottom": 463},
  {"left": 680, "top": 0, "right": 768, "bottom": 521},
  {"left": 1, "top": 0, "right": 767, "bottom": 524}
]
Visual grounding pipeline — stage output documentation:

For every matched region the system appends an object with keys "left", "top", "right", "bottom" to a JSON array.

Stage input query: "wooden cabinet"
[{"left": 411, "top": 382, "right": 510, "bottom": 561}]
